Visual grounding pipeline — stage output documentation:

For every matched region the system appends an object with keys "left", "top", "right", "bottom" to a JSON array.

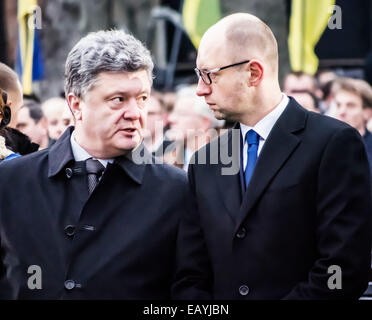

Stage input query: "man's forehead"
[
  {"left": 44, "top": 101, "right": 67, "bottom": 118},
  {"left": 95, "top": 71, "right": 151, "bottom": 93},
  {"left": 335, "top": 90, "right": 362, "bottom": 102},
  {"left": 197, "top": 37, "right": 227, "bottom": 69}
]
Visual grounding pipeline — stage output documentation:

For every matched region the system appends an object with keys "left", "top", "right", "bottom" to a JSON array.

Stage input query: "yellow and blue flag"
[
  {"left": 16, "top": 0, "right": 43, "bottom": 95},
  {"left": 288, "top": 0, "right": 335, "bottom": 74},
  {"left": 182, "top": 0, "right": 221, "bottom": 49}
]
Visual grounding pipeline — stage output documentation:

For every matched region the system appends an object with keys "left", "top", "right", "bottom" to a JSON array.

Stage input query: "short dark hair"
[
  {"left": 331, "top": 77, "right": 372, "bottom": 109},
  {"left": 320, "top": 80, "right": 334, "bottom": 101},
  {"left": 23, "top": 98, "right": 43, "bottom": 123}
]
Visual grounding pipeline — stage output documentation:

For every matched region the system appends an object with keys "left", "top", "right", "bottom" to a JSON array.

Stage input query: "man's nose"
[
  {"left": 124, "top": 97, "right": 140, "bottom": 120},
  {"left": 337, "top": 105, "right": 347, "bottom": 116},
  {"left": 196, "top": 77, "right": 212, "bottom": 96},
  {"left": 57, "top": 123, "right": 64, "bottom": 135}
]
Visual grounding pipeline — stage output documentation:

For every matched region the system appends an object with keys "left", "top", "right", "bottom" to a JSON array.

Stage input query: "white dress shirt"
[
  {"left": 70, "top": 131, "right": 114, "bottom": 168},
  {"left": 183, "top": 148, "right": 194, "bottom": 172},
  {"left": 240, "top": 93, "right": 289, "bottom": 170}
]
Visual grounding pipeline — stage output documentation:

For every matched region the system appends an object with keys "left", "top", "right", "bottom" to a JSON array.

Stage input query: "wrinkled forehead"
[{"left": 94, "top": 70, "right": 151, "bottom": 95}]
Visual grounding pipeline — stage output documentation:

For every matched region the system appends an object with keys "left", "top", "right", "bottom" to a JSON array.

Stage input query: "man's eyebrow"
[
  {"left": 105, "top": 90, "right": 129, "bottom": 97},
  {"left": 105, "top": 89, "right": 148, "bottom": 98}
]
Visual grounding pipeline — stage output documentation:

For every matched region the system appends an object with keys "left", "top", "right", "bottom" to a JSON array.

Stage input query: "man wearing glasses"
[{"left": 173, "top": 13, "right": 372, "bottom": 299}]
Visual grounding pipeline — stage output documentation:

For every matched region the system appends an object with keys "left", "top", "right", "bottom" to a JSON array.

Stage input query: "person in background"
[
  {"left": 316, "top": 69, "right": 338, "bottom": 88},
  {"left": 166, "top": 85, "right": 224, "bottom": 170},
  {"left": 0, "top": 89, "right": 39, "bottom": 161},
  {"left": 284, "top": 71, "right": 328, "bottom": 112},
  {"left": 0, "top": 89, "right": 19, "bottom": 161},
  {"left": 0, "top": 62, "right": 23, "bottom": 127},
  {"left": 290, "top": 90, "right": 320, "bottom": 113},
  {"left": 61, "top": 102, "right": 75, "bottom": 129},
  {"left": 0, "top": 63, "right": 39, "bottom": 157},
  {"left": 368, "top": 117, "right": 372, "bottom": 133},
  {"left": 331, "top": 77, "right": 372, "bottom": 180},
  {"left": 41, "top": 97, "right": 72, "bottom": 146},
  {"left": 143, "top": 92, "right": 167, "bottom": 153},
  {"left": 161, "top": 90, "right": 177, "bottom": 127},
  {"left": 16, "top": 97, "right": 49, "bottom": 150},
  {"left": 283, "top": 71, "right": 320, "bottom": 97}
]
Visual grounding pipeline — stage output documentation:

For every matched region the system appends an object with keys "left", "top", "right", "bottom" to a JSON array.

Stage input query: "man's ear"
[
  {"left": 363, "top": 107, "right": 372, "bottom": 123},
  {"left": 67, "top": 93, "right": 82, "bottom": 120},
  {"left": 246, "top": 60, "right": 264, "bottom": 87}
]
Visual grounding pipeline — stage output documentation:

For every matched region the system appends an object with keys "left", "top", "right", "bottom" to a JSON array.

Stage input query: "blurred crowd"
[{"left": 0, "top": 60, "right": 372, "bottom": 178}]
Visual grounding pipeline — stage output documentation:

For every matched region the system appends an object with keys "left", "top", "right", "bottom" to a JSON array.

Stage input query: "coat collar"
[
  {"left": 233, "top": 97, "right": 308, "bottom": 233},
  {"left": 48, "top": 127, "right": 151, "bottom": 185},
  {"left": 48, "top": 127, "right": 75, "bottom": 178}
]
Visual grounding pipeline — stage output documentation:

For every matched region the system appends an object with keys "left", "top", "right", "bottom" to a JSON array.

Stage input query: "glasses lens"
[
  {"left": 194, "top": 68, "right": 210, "bottom": 85},
  {"left": 194, "top": 68, "right": 201, "bottom": 80}
]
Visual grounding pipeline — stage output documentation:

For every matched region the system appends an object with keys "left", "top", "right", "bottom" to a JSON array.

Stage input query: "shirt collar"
[
  {"left": 240, "top": 93, "right": 289, "bottom": 141},
  {"left": 48, "top": 127, "right": 151, "bottom": 185},
  {"left": 70, "top": 131, "right": 113, "bottom": 168}
]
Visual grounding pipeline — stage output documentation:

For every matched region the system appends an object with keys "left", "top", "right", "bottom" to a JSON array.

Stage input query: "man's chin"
[
  {"left": 213, "top": 110, "right": 226, "bottom": 120},
  {"left": 120, "top": 141, "right": 141, "bottom": 152},
  {"left": 110, "top": 138, "right": 140, "bottom": 156}
]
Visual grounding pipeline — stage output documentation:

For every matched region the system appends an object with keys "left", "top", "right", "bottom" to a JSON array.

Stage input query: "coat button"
[
  {"left": 239, "top": 285, "right": 250, "bottom": 296},
  {"left": 65, "top": 168, "right": 73, "bottom": 179},
  {"left": 64, "top": 280, "right": 75, "bottom": 290},
  {"left": 64, "top": 225, "right": 76, "bottom": 237},
  {"left": 236, "top": 227, "right": 247, "bottom": 239}
]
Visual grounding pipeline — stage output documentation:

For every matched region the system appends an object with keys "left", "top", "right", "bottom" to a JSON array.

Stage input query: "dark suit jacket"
[
  {"left": 0, "top": 127, "right": 189, "bottom": 299},
  {"left": 173, "top": 98, "right": 372, "bottom": 300}
]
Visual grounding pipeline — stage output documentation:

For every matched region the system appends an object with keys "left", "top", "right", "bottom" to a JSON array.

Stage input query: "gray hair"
[{"left": 64, "top": 30, "right": 154, "bottom": 98}]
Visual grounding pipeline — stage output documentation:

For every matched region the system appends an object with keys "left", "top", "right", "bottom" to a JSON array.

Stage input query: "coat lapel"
[
  {"left": 215, "top": 125, "right": 243, "bottom": 224},
  {"left": 234, "top": 99, "right": 308, "bottom": 233},
  {"left": 48, "top": 127, "right": 75, "bottom": 177}
]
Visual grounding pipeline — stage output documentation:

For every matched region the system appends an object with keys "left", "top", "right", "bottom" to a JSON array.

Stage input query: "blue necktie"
[{"left": 244, "top": 130, "right": 260, "bottom": 187}]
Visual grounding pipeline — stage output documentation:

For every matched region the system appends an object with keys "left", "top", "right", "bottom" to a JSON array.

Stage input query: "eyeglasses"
[{"left": 194, "top": 60, "right": 250, "bottom": 85}]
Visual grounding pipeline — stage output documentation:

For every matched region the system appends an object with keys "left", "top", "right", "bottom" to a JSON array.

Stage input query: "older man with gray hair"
[
  {"left": 165, "top": 85, "right": 224, "bottom": 170},
  {"left": 0, "top": 30, "right": 190, "bottom": 299}
]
